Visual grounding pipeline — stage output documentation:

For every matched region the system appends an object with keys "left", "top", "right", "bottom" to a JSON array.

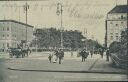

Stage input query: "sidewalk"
[{"left": 89, "top": 55, "right": 127, "bottom": 74}]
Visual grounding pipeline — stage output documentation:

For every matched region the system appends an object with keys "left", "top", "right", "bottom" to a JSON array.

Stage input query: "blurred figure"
[
  {"left": 48, "top": 54, "right": 53, "bottom": 63},
  {"left": 58, "top": 49, "right": 64, "bottom": 64},
  {"left": 106, "top": 49, "right": 110, "bottom": 61},
  {"left": 80, "top": 49, "right": 88, "bottom": 62},
  {"left": 90, "top": 50, "right": 93, "bottom": 58},
  {"left": 71, "top": 51, "right": 73, "bottom": 57},
  {"left": 53, "top": 50, "right": 59, "bottom": 63},
  {"left": 99, "top": 48, "right": 104, "bottom": 58}
]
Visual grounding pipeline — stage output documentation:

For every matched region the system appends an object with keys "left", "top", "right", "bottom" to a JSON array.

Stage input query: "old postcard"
[{"left": 0, "top": 0, "right": 128, "bottom": 82}]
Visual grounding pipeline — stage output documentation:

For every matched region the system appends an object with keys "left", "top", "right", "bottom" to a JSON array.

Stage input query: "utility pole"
[{"left": 56, "top": 3, "right": 63, "bottom": 49}]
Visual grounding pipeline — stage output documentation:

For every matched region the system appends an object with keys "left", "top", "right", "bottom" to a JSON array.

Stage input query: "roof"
[
  {"left": 108, "top": 5, "right": 128, "bottom": 14},
  {"left": 0, "top": 20, "right": 33, "bottom": 28}
]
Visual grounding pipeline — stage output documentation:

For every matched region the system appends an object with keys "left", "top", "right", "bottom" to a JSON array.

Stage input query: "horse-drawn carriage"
[{"left": 8, "top": 48, "right": 31, "bottom": 58}]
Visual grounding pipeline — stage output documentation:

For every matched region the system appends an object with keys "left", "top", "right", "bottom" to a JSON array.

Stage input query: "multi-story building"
[
  {"left": 105, "top": 5, "right": 128, "bottom": 47},
  {"left": 0, "top": 20, "right": 33, "bottom": 51}
]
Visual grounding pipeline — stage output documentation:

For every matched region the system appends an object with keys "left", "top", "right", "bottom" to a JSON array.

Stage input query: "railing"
[{"left": 110, "top": 53, "right": 128, "bottom": 69}]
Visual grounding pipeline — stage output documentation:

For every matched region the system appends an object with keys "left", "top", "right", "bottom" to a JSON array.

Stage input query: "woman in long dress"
[{"left": 52, "top": 50, "right": 58, "bottom": 63}]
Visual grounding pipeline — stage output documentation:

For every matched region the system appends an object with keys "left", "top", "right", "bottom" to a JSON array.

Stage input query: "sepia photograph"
[{"left": 0, "top": 0, "right": 128, "bottom": 82}]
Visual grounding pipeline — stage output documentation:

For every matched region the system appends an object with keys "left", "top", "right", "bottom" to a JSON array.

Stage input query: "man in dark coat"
[
  {"left": 58, "top": 49, "right": 64, "bottom": 64},
  {"left": 81, "top": 49, "right": 88, "bottom": 62}
]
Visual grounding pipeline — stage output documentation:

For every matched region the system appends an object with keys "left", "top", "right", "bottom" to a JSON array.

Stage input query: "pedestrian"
[
  {"left": 58, "top": 49, "right": 64, "bottom": 64},
  {"left": 48, "top": 54, "right": 53, "bottom": 63},
  {"left": 99, "top": 48, "right": 104, "bottom": 58},
  {"left": 71, "top": 51, "right": 73, "bottom": 57},
  {"left": 81, "top": 49, "right": 87, "bottom": 62},
  {"left": 106, "top": 49, "right": 110, "bottom": 61},
  {"left": 53, "top": 50, "right": 58, "bottom": 63},
  {"left": 90, "top": 50, "right": 93, "bottom": 58}
]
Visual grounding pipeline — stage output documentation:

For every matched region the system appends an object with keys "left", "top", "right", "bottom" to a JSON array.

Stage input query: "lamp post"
[
  {"left": 24, "top": 2, "right": 29, "bottom": 46},
  {"left": 56, "top": 3, "right": 63, "bottom": 49}
]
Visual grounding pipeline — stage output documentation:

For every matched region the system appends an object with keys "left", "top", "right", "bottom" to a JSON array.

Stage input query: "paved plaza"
[{"left": 0, "top": 52, "right": 127, "bottom": 82}]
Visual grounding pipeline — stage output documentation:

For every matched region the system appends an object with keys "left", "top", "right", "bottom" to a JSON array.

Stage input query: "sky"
[{"left": 0, "top": 0, "right": 127, "bottom": 44}]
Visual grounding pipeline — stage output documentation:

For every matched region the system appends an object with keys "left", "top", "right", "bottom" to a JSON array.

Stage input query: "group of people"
[
  {"left": 48, "top": 48, "right": 111, "bottom": 64},
  {"left": 79, "top": 49, "right": 89, "bottom": 62},
  {"left": 48, "top": 49, "right": 64, "bottom": 64}
]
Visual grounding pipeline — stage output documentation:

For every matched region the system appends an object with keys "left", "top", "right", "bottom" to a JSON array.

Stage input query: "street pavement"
[{"left": 0, "top": 52, "right": 128, "bottom": 82}]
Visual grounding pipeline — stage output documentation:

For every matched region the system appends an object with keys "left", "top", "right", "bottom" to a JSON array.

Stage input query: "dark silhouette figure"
[
  {"left": 99, "top": 48, "right": 104, "bottom": 58},
  {"left": 80, "top": 49, "right": 88, "bottom": 62},
  {"left": 90, "top": 51, "right": 93, "bottom": 58},
  {"left": 106, "top": 49, "right": 110, "bottom": 61},
  {"left": 58, "top": 50, "right": 64, "bottom": 64},
  {"left": 48, "top": 54, "right": 52, "bottom": 63}
]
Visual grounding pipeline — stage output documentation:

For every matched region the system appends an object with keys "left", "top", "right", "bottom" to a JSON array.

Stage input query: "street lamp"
[
  {"left": 24, "top": 2, "right": 29, "bottom": 46},
  {"left": 56, "top": 3, "right": 63, "bottom": 49}
]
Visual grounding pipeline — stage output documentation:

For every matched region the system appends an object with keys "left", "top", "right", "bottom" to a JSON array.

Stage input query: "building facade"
[
  {"left": 105, "top": 5, "right": 128, "bottom": 47},
  {"left": 0, "top": 20, "right": 33, "bottom": 51}
]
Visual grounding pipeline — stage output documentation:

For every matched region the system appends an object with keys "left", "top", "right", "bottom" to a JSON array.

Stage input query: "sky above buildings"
[{"left": 0, "top": 0, "right": 127, "bottom": 44}]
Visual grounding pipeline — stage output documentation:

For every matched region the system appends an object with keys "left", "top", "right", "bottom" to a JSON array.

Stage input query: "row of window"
[
  {"left": 108, "top": 15, "right": 127, "bottom": 20},
  {"left": 110, "top": 35, "right": 120, "bottom": 40},
  {"left": 1, "top": 43, "right": 17, "bottom": 48},
  {"left": 0, "top": 27, "right": 10, "bottom": 31},
  {"left": 110, "top": 33, "right": 119, "bottom": 35},
  {"left": 110, "top": 22, "right": 125, "bottom": 26},
  {"left": 0, "top": 34, "right": 16, "bottom": 38},
  {"left": 2, "top": 43, "right": 10, "bottom": 47}
]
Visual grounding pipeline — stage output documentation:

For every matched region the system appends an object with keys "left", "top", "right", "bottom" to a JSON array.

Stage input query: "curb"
[{"left": 7, "top": 67, "right": 127, "bottom": 75}]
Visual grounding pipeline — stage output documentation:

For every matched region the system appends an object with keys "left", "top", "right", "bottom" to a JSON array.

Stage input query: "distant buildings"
[
  {"left": 0, "top": 20, "right": 33, "bottom": 51},
  {"left": 105, "top": 5, "right": 128, "bottom": 47}
]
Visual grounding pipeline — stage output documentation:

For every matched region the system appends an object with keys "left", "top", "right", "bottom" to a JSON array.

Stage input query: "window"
[
  {"left": 3, "top": 43, "right": 5, "bottom": 47},
  {"left": 7, "top": 35, "right": 9, "bottom": 37},
  {"left": 121, "top": 21, "right": 124, "bottom": 24},
  {"left": 110, "top": 22, "right": 113, "bottom": 24},
  {"left": 3, "top": 28, "right": 4, "bottom": 31},
  {"left": 116, "top": 24, "right": 118, "bottom": 26},
  {"left": 110, "top": 36, "right": 113, "bottom": 40},
  {"left": 115, "top": 33, "right": 118, "bottom": 35},
  {"left": 116, "top": 36, "right": 118, "bottom": 40},
  {"left": 3, "top": 35, "right": 5, "bottom": 37},
  {"left": 7, "top": 27, "right": 9, "bottom": 31},
  {"left": 110, "top": 33, "right": 113, "bottom": 35},
  {"left": 7, "top": 43, "right": 9, "bottom": 47}
]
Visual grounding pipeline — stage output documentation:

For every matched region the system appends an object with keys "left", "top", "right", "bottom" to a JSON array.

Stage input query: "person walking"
[
  {"left": 90, "top": 50, "right": 93, "bottom": 58},
  {"left": 48, "top": 54, "right": 53, "bottom": 63},
  {"left": 58, "top": 49, "right": 64, "bottom": 64},
  {"left": 52, "top": 50, "right": 58, "bottom": 63},
  {"left": 99, "top": 48, "right": 104, "bottom": 58},
  {"left": 81, "top": 49, "right": 87, "bottom": 62},
  {"left": 106, "top": 49, "right": 110, "bottom": 61}
]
